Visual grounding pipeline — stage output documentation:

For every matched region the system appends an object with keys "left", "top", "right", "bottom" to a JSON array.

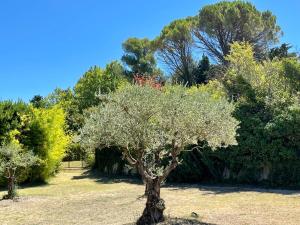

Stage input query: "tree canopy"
[
  {"left": 154, "top": 18, "right": 195, "bottom": 85},
  {"left": 0, "top": 101, "right": 30, "bottom": 146},
  {"left": 74, "top": 62, "right": 127, "bottom": 113},
  {"left": 192, "top": 1, "right": 281, "bottom": 63},
  {"left": 122, "top": 38, "right": 160, "bottom": 77},
  {"left": 219, "top": 42, "right": 300, "bottom": 186},
  {"left": 0, "top": 143, "right": 39, "bottom": 199},
  {"left": 269, "top": 43, "right": 296, "bottom": 60},
  {"left": 80, "top": 84, "right": 238, "bottom": 224}
]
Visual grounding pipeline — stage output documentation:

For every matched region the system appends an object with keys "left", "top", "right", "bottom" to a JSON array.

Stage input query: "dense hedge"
[
  {"left": 0, "top": 101, "right": 70, "bottom": 185},
  {"left": 23, "top": 106, "right": 70, "bottom": 181},
  {"left": 94, "top": 147, "right": 126, "bottom": 175},
  {"left": 93, "top": 144, "right": 300, "bottom": 188}
]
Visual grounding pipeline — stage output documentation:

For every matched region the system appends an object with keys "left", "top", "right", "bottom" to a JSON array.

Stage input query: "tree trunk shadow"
[
  {"left": 125, "top": 218, "right": 217, "bottom": 225},
  {"left": 157, "top": 218, "right": 217, "bottom": 225}
]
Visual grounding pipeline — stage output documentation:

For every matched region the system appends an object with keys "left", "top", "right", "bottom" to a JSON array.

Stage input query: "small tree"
[
  {"left": 0, "top": 144, "right": 39, "bottom": 200},
  {"left": 80, "top": 84, "right": 238, "bottom": 224}
]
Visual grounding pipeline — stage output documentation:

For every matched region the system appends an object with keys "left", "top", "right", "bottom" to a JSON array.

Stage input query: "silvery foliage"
[
  {"left": 80, "top": 84, "right": 238, "bottom": 178},
  {"left": 0, "top": 144, "right": 39, "bottom": 175}
]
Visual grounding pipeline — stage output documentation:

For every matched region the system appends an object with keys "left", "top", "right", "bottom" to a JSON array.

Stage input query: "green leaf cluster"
[
  {"left": 80, "top": 84, "right": 238, "bottom": 179},
  {"left": 219, "top": 42, "right": 300, "bottom": 186},
  {"left": 23, "top": 106, "right": 70, "bottom": 180},
  {"left": 0, "top": 101, "right": 70, "bottom": 183}
]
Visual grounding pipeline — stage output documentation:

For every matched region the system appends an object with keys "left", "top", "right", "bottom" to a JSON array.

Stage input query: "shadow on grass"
[
  {"left": 73, "top": 169, "right": 300, "bottom": 196},
  {"left": 124, "top": 218, "right": 217, "bottom": 225},
  {"left": 165, "top": 182, "right": 300, "bottom": 196},
  {"left": 0, "top": 180, "right": 54, "bottom": 202},
  {"left": 72, "top": 169, "right": 143, "bottom": 186},
  {"left": 0, "top": 180, "right": 55, "bottom": 193},
  {"left": 158, "top": 218, "right": 217, "bottom": 225},
  {"left": 19, "top": 180, "right": 56, "bottom": 190}
]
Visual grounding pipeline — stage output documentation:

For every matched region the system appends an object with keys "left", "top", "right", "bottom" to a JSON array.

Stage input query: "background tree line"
[
  {"left": 1, "top": 0, "right": 300, "bottom": 189},
  {"left": 90, "top": 1, "right": 300, "bottom": 188}
]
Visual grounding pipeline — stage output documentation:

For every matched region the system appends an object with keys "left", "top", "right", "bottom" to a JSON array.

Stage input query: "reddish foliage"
[{"left": 133, "top": 74, "right": 163, "bottom": 90}]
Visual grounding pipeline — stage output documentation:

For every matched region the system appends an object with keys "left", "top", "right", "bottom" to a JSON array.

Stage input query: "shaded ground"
[{"left": 0, "top": 169, "right": 300, "bottom": 225}]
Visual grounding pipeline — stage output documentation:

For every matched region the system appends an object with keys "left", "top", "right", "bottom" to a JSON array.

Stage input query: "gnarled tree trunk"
[
  {"left": 7, "top": 176, "right": 15, "bottom": 199},
  {"left": 144, "top": 182, "right": 149, "bottom": 196},
  {"left": 4, "top": 167, "right": 17, "bottom": 200},
  {"left": 137, "top": 178, "right": 165, "bottom": 225}
]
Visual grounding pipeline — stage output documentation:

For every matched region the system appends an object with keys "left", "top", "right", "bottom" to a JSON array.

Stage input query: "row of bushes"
[{"left": 93, "top": 145, "right": 300, "bottom": 188}]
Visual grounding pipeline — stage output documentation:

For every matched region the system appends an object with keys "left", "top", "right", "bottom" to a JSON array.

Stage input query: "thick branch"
[
  {"left": 159, "top": 155, "right": 179, "bottom": 183},
  {"left": 159, "top": 144, "right": 181, "bottom": 182},
  {"left": 137, "top": 161, "right": 156, "bottom": 181},
  {"left": 122, "top": 146, "right": 137, "bottom": 166}
]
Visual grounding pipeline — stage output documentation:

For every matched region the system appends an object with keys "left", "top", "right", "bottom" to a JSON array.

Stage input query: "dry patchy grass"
[{"left": 0, "top": 170, "right": 299, "bottom": 225}]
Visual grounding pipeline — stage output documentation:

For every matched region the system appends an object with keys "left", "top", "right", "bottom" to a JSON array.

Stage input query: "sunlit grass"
[
  {"left": 0, "top": 170, "right": 299, "bottom": 225},
  {"left": 61, "top": 161, "right": 85, "bottom": 169}
]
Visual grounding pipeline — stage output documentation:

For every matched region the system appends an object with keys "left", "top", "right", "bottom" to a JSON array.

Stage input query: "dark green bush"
[{"left": 94, "top": 147, "right": 126, "bottom": 175}]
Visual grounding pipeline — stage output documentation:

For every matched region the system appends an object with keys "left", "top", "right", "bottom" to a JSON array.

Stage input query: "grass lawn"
[
  {"left": 61, "top": 161, "right": 85, "bottom": 169},
  {"left": 0, "top": 169, "right": 300, "bottom": 225}
]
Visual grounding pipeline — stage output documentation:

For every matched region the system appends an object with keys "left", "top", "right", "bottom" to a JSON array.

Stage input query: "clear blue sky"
[{"left": 0, "top": 0, "right": 299, "bottom": 102}]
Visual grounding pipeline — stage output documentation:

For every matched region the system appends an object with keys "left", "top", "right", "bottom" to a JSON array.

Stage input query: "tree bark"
[
  {"left": 137, "top": 165, "right": 149, "bottom": 197},
  {"left": 7, "top": 176, "right": 15, "bottom": 200},
  {"left": 144, "top": 182, "right": 149, "bottom": 196},
  {"left": 137, "top": 178, "right": 165, "bottom": 225}
]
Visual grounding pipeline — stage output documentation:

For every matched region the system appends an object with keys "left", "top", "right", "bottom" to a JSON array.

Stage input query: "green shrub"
[
  {"left": 0, "top": 101, "right": 30, "bottom": 145},
  {"left": 23, "top": 106, "right": 70, "bottom": 181},
  {"left": 94, "top": 147, "right": 126, "bottom": 175}
]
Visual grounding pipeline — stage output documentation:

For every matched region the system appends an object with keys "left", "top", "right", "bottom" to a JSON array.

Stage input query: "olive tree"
[
  {"left": 0, "top": 144, "right": 39, "bottom": 200},
  {"left": 80, "top": 84, "right": 238, "bottom": 224}
]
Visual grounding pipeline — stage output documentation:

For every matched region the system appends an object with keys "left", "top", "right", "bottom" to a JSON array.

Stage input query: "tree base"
[
  {"left": 2, "top": 194, "right": 18, "bottom": 200},
  {"left": 136, "top": 198, "right": 165, "bottom": 225},
  {"left": 3, "top": 187, "right": 18, "bottom": 200}
]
